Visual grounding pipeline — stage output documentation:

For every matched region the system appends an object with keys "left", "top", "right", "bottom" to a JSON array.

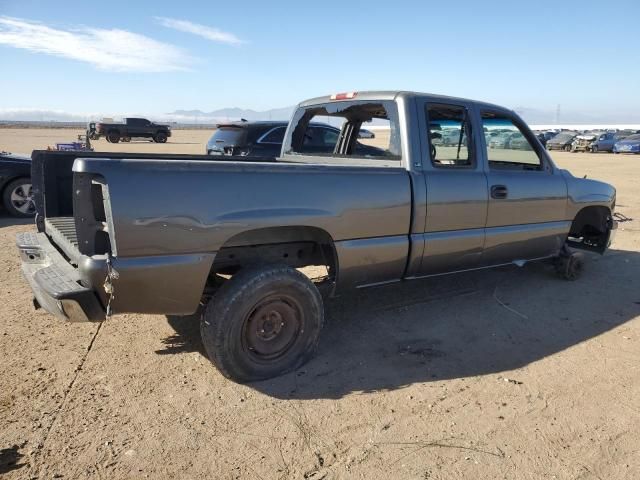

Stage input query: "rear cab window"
[{"left": 282, "top": 100, "right": 402, "bottom": 168}]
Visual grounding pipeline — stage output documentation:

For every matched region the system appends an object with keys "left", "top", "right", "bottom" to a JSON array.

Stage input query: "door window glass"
[{"left": 482, "top": 113, "right": 543, "bottom": 170}]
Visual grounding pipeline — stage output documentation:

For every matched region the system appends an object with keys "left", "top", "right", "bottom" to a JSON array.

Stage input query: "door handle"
[{"left": 491, "top": 185, "right": 508, "bottom": 199}]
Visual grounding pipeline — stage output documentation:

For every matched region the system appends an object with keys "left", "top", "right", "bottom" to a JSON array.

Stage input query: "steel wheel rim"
[
  {"left": 242, "top": 294, "right": 303, "bottom": 362},
  {"left": 10, "top": 183, "right": 34, "bottom": 214}
]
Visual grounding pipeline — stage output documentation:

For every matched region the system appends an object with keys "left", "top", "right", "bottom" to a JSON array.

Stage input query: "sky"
[{"left": 0, "top": 0, "right": 639, "bottom": 122}]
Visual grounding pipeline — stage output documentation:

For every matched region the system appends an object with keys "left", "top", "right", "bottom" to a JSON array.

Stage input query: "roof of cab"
[{"left": 298, "top": 90, "right": 510, "bottom": 113}]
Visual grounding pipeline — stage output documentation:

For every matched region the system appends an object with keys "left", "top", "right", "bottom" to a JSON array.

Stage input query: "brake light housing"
[{"left": 330, "top": 92, "right": 357, "bottom": 100}]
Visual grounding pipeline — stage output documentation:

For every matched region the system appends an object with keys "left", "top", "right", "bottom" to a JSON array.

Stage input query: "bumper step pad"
[
  {"left": 34, "top": 264, "right": 88, "bottom": 299},
  {"left": 17, "top": 231, "right": 105, "bottom": 322}
]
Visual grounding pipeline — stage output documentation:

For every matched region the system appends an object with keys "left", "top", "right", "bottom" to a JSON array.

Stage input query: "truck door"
[
  {"left": 479, "top": 110, "right": 569, "bottom": 265},
  {"left": 413, "top": 101, "right": 489, "bottom": 276}
]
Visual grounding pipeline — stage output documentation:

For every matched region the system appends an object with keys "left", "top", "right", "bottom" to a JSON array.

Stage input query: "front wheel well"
[
  {"left": 567, "top": 206, "right": 613, "bottom": 253},
  {"left": 569, "top": 206, "right": 611, "bottom": 237}
]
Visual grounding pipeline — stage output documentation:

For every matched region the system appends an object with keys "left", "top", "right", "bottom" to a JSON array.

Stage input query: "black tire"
[
  {"left": 564, "top": 144, "right": 571, "bottom": 152},
  {"left": 554, "top": 252, "right": 584, "bottom": 281},
  {"left": 154, "top": 131, "right": 168, "bottom": 143},
  {"left": 200, "top": 265, "right": 324, "bottom": 382},
  {"left": 3, "top": 177, "right": 35, "bottom": 217},
  {"left": 591, "top": 145, "right": 598, "bottom": 153},
  {"left": 107, "top": 131, "right": 120, "bottom": 143}
]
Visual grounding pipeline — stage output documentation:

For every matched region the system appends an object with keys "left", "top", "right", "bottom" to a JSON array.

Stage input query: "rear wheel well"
[{"left": 209, "top": 226, "right": 337, "bottom": 286}]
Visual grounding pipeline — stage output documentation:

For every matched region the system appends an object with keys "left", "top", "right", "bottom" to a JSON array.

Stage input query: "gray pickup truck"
[{"left": 17, "top": 91, "right": 617, "bottom": 382}]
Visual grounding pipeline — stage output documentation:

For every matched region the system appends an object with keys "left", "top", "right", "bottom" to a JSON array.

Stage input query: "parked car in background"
[
  {"left": 439, "top": 129, "right": 465, "bottom": 146},
  {"left": 489, "top": 131, "right": 520, "bottom": 149},
  {"left": 206, "top": 121, "right": 383, "bottom": 158},
  {"left": 571, "top": 134, "right": 598, "bottom": 153},
  {"left": 0, "top": 151, "right": 33, "bottom": 217},
  {"left": 613, "top": 134, "right": 640, "bottom": 154},
  {"left": 96, "top": 118, "right": 172, "bottom": 144},
  {"left": 507, "top": 133, "right": 533, "bottom": 150},
  {"left": 546, "top": 131, "right": 578, "bottom": 151},
  {"left": 591, "top": 132, "right": 628, "bottom": 153},
  {"left": 534, "top": 131, "right": 556, "bottom": 147}
]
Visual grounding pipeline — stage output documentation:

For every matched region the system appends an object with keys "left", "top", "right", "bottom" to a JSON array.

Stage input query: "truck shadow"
[
  {"left": 0, "top": 445, "right": 25, "bottom": 475},
  {"left": 162, "top": 249, "right": 640, "bottom": 399}
]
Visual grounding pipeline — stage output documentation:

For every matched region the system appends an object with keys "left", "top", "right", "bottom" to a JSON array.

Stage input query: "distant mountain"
[{"left": 166, "top": 106, "right": 295, "bottom": 122}]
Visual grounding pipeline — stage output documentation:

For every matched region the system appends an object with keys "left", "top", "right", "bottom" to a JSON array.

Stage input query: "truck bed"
[
  {"left": 31, "top": 150, "right": 277, "bottom": 230},
  {"left": 32, "top": 149, "right": 413, "bottom": 296}
]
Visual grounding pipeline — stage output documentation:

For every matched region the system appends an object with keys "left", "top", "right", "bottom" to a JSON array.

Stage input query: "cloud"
[
  {"left": 155, "top": 17, "right": 244, "bottom": 46},
  {"left": 0, "top": 16, "right": 193, "bottom": 72}
]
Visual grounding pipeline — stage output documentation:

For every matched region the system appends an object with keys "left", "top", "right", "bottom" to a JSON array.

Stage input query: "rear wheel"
[
  {"left": 200, "top": 265, "right": 324, "bottom": 382},
  {"left": 3, "top": 178, "right": 35, "bottom": 217},
  {"left": 107, "top": 131, "right": 120, "bottom": 143},
  {"left": 154, "top": 132, "right": 168, "bottom": 143}
]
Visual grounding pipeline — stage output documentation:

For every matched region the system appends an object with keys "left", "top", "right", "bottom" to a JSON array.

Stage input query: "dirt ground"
[{"left": 1, "top": 128, "right": 639, "bottom": 479}]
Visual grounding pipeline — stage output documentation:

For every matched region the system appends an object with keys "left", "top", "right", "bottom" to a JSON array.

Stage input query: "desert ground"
[{"left": 1, "top": 128, "right": 639, "bottom": 479}]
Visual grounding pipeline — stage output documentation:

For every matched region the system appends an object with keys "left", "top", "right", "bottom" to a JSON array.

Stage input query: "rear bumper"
[
  {"left": 17, "top": 231, "right": 216, "bottom": 321},
  {"left": 17, "top": 232, "right": 105, "bottom": 322}
]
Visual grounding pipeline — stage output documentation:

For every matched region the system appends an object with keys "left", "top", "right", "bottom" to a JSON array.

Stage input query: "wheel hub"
[
  {"left": 10, "top": 184, "right": 34, "bottom": 214},
  {"left": 244, "top": 296, "right": 302, "bottom": 360}
]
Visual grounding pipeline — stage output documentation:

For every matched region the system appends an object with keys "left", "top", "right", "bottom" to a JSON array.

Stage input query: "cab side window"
[
  {"left": 426, "top": 104, "right": 473, "bottom": 168},
  {"left": 482, "top": 112, "right": 543, "bottom": 171}
]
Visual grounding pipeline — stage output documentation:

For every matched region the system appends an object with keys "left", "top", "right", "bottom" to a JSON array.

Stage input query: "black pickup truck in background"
[{"left": 95, "top": 118, "right": 172, "bottom": 144}]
